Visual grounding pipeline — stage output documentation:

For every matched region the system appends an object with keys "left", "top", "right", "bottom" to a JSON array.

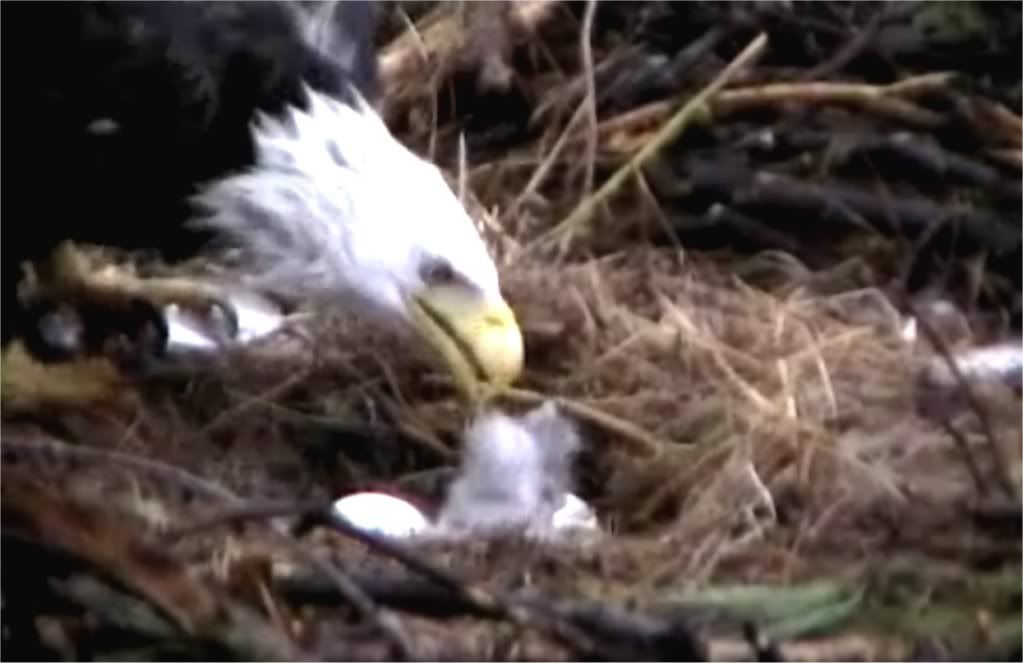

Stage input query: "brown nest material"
[{"left": 3, "top": 1, "right": 1021, "bottom": 660}]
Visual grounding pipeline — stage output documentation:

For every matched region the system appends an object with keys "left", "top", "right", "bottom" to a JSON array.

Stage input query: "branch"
[
  {"left": 278, "top": 568, "right": 709, "bottom": 661},
  {"left": 908, "top": 302, "right": 1020, "bottom": 503},
  {"left": 379, "top": 0, "right": 561, "bottom": 124},
  {"left": 163, "top": 499, "right": 417, "bottom": 660},
  {"left": 680, "top": 158, "right": 1021, "bottom": 266},
  {"left": 1, "top": 479, "right": 308, "bottom": 660},
  {"left": 531, "top": 32, "right": 770, "bottom": 256},
  {"left": 0, "top": 432, "right": 241, "bottom": 503}
]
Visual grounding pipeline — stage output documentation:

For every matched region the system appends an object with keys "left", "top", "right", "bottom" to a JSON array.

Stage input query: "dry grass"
[
  {"left": 4, "top": 1, "right": 1021, "bottom": 659},
  {"left": 6, "top": 243, "right": 1018, "bottom": 658}
]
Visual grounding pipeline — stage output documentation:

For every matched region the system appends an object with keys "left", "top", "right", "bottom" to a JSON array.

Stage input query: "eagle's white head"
[{"left": 192, "top": 86, "right": 523, "bottom": 397}]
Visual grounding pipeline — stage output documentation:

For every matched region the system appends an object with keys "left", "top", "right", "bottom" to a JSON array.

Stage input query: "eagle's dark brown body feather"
[{"left": 1, "top": 0, "right": 379, "bottom": 350}]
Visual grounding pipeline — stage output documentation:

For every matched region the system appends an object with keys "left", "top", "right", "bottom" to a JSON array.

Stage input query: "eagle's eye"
[{"left": 420, "top": 258, "right": 458, "bottom": 286}]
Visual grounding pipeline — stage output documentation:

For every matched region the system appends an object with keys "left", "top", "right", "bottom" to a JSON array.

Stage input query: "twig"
[
  {"left": 706, "top": 204, "right": 802, "bottom": 254},
  {"left": 857, "top": 133, "right": 1018, "bottom": 197},
  {"left": 164, "top": 499, "right": 416, "bottom": 660},
  {"left": 315, "top": 516, "right": 611, "bottom": 658},
  {"left": 986, "top": 147, "right": 1023, "bottom": 171},
  {"left": 287, "top": 541, "right": 416, "bottom": 660},
  {"left": 531, "top": 32, "right": 769, "bottom": 256},
  {"left": 308, "top": 513, "right": 572, "bottom": 645},
  {"left": 374, "top": 390, "right": 456, "bottom": 460},
  {"left": 635, "top": 170, "right": 683, "bottom": 252},
  {"left": 2, "top": 479, "right": 309, "bottom": 660},
  {"left": 578, "top": 0, "right": 598, "bottom": 199},
  {"left": 506, "top": 99, "right": 589, "bottom": 230},
  {"left": 162, "top": 499, "right": 331, "bottom": 542},
  {"left": 199, "top": 367, "right": 310, "bottom": 436},
  {"left": 585, "top": 25, "right": 727, "bottom": 150},
  {"left": 379, "top": 0, "right": 560, "bottom": 124},
  {"left": 3, "top": 435, "right": 416, "bottom": 656},
  {"left": 502, "top": 386, "right": 666, "bottom": 457},
  {"left": 0, "top": 433, "right": 241, "bottom": 504},
  {"left": 531, "top": 45, "right": 642, "bottom": 125},
  {"left": 798, "top": 15, "right": 882, "bottom": 81},
  {"left": 798, "top": 1, "right": 920, "bottom": 81},
  {"left": 951, "top": 95, "right": 1023, "bottom": 149},
  {"left": 681, "top": 159, "right": 1021, "bottom": 264},
  {"left": 936, "top": 418, "right": 988, "bottom": 499},
  {"left": 714, "top": 77, "right": 950, "bottom": 127},
  {"left": 908, "top": 302, "right": 1020, "bottom": 502},
  {"left": 396, "top": 9, "right": 439, "bottom": 162},
  {"left": 57, "top": 574, "right": 311, "bottom": 661},
  {"left": 594, "top": 98, "right": 673, "bottom": 149},
  {"left": 280, "top": 569, "right": 708, "bottom": 661},
  {"left": 594, "top": 73, "right": 955, "bottom": 157}
]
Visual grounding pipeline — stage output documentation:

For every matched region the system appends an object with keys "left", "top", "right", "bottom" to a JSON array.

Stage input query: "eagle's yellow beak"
[{"left": 410, "top": 285, "right": 523, "bottom": 401}]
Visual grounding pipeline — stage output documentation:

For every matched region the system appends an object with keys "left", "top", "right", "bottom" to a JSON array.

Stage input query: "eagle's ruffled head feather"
[{"left": 193, "top": 86, "right": 523, "bottom": 396}]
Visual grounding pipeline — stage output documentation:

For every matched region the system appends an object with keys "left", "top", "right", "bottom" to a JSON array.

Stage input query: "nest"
[{"left": 3, "top": 2, "right": 1021, "bottom": 660}]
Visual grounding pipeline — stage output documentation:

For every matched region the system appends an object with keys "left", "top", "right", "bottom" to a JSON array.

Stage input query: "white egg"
[{"left": 331, "top": 492, "right": 430, "bottom": 539}]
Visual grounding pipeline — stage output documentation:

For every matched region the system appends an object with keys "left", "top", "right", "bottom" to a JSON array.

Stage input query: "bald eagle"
[{"left": 0, "top": 1, "right": 523, "bottom": 401}]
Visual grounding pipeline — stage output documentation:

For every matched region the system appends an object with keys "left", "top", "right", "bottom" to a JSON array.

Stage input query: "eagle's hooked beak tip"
[{"left": 410, "top": 287, "right": 524, "bottom": 403}]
